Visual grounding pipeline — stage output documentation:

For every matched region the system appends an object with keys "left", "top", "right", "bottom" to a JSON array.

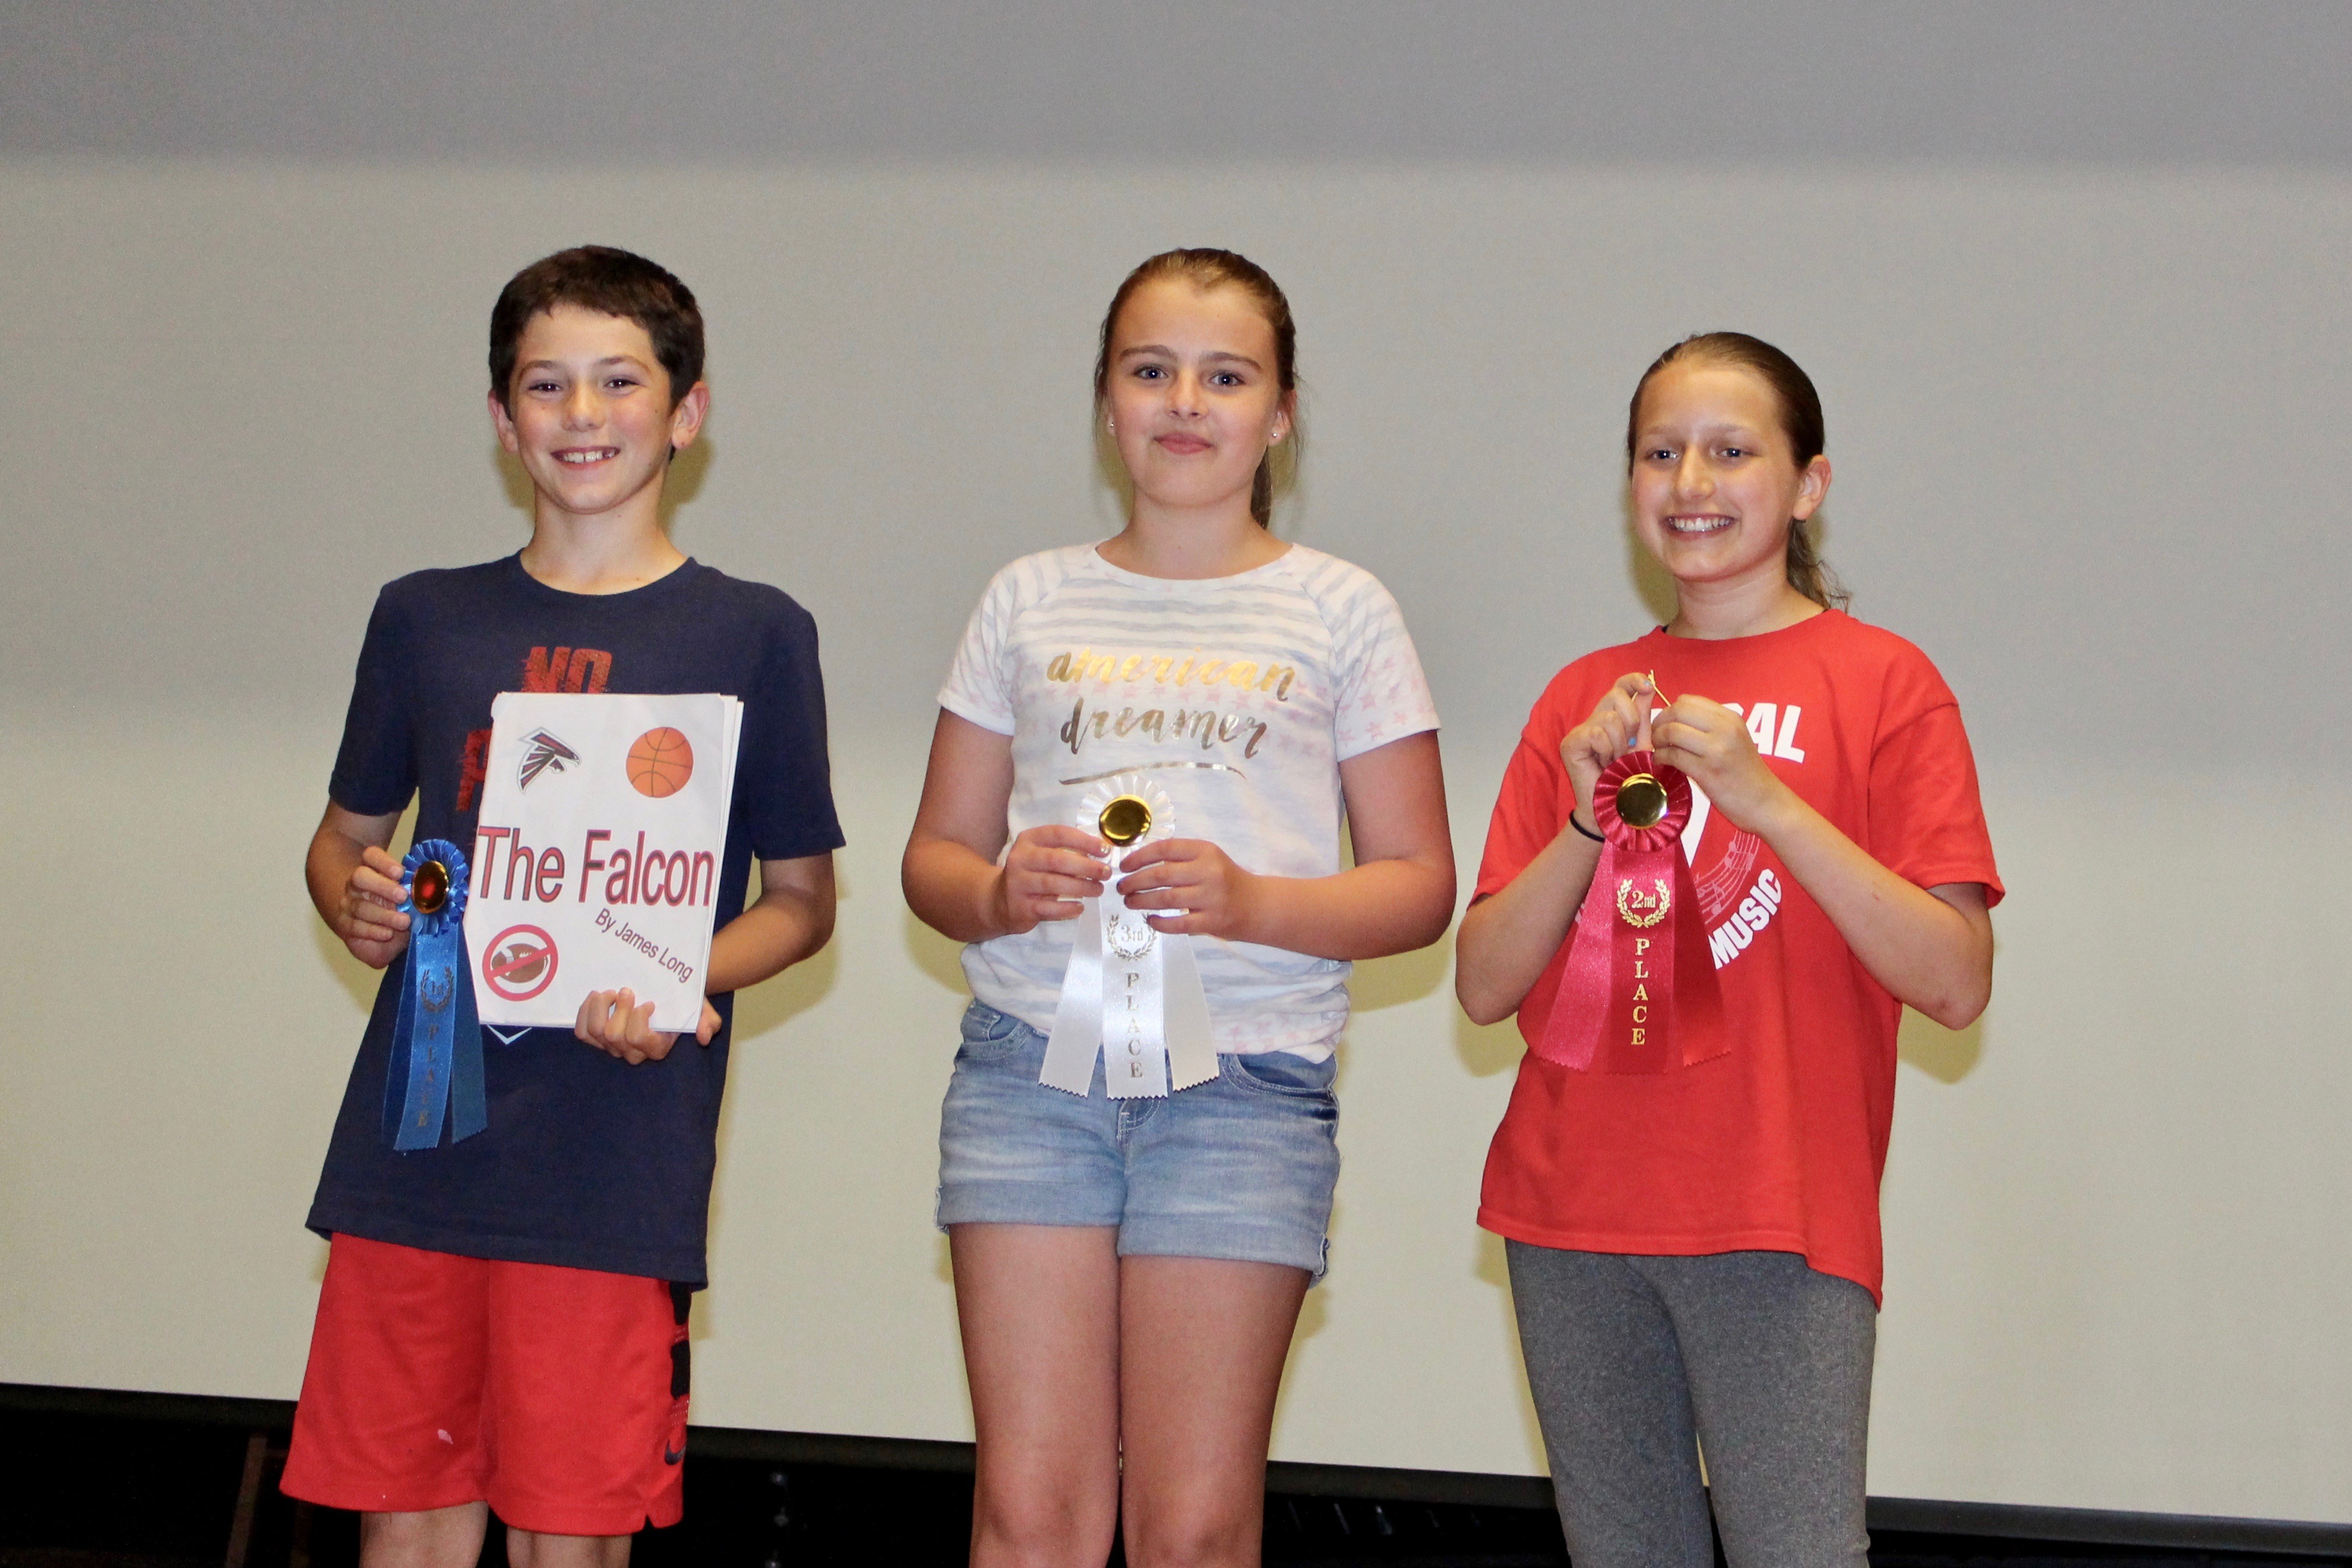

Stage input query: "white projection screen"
[{"left": 3, "top": 1, "right": 2349, "bottom": 1533}]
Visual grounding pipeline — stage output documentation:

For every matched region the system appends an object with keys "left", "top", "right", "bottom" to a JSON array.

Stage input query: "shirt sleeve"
[
  {"left": 1866, "top": 657, "right": 2004, "bottom": 908},
  {"left": 327, "top": 587, "right": 418, "bottom": 816},
  {"left": 738, "top": 599, "right": 848, "bottom": 862},
  {"left": 1475, "top": 695, "right": 1578, "bottom": 901},
  {"left": 936, "top": 564, "right": 1021, "bottom": 736},
  {"left": 1328, "top": 571, "right": 1440, "bottom": 760}
]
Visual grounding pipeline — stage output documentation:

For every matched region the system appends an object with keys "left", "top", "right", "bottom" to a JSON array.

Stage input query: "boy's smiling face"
[{"left": 491, "top": 304, "right": 708, "bottom": 527}]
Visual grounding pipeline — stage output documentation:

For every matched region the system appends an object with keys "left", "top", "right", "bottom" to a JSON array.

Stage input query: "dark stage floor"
[{"left": 3, "top": 1392, "right": 2343, "bottom": 1567}]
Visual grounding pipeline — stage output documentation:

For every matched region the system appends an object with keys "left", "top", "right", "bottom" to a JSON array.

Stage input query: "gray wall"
[{"left": 7, "top": 2, "right": 2350, "bottom": 167}]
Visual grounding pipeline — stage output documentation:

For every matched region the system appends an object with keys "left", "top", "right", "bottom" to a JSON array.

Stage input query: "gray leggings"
[{"left": 1506, "top": 1243, "right": 1875, "bottom": 1568}]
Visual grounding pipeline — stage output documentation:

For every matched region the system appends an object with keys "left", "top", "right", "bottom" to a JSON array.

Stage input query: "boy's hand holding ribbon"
[{"left": 329, "top": 844, "right": 415, "bottom": 970}]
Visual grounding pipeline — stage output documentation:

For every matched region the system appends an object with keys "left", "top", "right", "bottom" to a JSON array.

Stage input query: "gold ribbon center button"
[
  {"left": 1614, "top": 774, "right": 1669, "bottom": 831},
  {"left": 411, "top": 859, "right": 451, "bottom": 915},
  {"left": 1099, "top": 795, "right": 1153, "bottom": 846}
]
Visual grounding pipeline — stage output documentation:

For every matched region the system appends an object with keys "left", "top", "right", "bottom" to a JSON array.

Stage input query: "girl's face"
[
  {"left": 1629, "top": 358, "right": 1828, "bottom": 594},
  {"left": 1102, "top": 279, "right": 1291, "bottom": 515}
]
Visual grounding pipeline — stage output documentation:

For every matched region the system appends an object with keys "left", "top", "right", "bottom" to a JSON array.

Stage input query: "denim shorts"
[{"left": 936, "top": 1000, "right": 1340, "bottom": 1281}]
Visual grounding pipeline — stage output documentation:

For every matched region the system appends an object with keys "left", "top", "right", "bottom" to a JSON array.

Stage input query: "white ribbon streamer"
[{"left": 1040, "top": 775, "right": 1219, "bottom": 1098}]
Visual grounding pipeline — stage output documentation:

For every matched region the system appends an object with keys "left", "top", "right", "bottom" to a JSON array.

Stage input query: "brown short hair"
[
  {"left": 1093, "top": 248, "right": 1298, "bottom": 528},
  {"left": 1628, "top": 332, "right": 1848, "bottom": 610},
  {"left": 489, "top": 247, "right": 704, "bottom": 411}
]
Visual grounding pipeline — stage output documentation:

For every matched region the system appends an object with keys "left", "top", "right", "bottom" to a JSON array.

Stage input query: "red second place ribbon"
[{"left": 1534, "top": 751, "right": 1728, "bottom": 1073}]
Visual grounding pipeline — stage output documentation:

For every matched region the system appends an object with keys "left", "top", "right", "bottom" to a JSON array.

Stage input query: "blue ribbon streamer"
[{"left": 382, "top": 838, "right": 487, "bottom": 1151}]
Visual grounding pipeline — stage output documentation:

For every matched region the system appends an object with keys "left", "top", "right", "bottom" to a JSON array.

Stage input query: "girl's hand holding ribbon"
[
  {"left": 1117, "top": 838, "right": 1258, "bottom": 940},
  {"left": 1559, "top": 672, "right": 1659, "bottom": 829},
  {"left": 993, "top": 824, "right": 1110, "bottom": 933},
  {"left": 335, "top": 845, "right": 414, "bottom": 969},
  {"left": 575, "top": 988, "right": 722, "bottom": 1064},
  {"left": 1651, "top": 695, "right": 1788, "bottom": 830}
]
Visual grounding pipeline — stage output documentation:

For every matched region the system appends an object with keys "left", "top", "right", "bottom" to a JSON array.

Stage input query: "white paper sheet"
[{"left": 464, "top": 692, "right": 743, "bottom": 1033}]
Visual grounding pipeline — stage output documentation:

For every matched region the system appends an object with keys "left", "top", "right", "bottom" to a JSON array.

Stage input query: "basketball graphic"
[{"left": 627, "top": 727, "right": 695, "bottom": 798}]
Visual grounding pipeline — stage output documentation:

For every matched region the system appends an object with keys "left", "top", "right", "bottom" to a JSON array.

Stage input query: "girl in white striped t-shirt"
[{"left": 904, "top": 248, "right": 1455, "bottom": 1567}]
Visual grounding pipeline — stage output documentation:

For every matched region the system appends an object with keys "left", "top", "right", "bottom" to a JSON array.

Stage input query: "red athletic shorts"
[{"left": 280, "top": 1234, "right": 691, "bottom": 1536}]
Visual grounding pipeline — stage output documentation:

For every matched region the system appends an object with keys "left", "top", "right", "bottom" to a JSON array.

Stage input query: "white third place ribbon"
[{"left": 1040, "top": 774, "right": 1218, "bottom": 1098}]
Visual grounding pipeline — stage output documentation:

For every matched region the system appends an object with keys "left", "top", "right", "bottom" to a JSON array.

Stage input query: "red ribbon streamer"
[{"left": 1534, "top": 751, "right": 1728, "bottom": 1073}]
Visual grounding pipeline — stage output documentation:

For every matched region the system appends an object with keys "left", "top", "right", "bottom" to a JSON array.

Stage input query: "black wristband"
[{"left": 1568, "top": 812, "right": 1604, "bottom": 843}]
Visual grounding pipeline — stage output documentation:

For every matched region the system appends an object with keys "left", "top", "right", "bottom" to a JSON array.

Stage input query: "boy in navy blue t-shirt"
[{"left": 282, "top": 247, "right": 841, "bottom": 1567}]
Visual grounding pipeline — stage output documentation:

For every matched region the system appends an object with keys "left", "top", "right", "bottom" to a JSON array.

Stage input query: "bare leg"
[
  {"left": 952, "top": 1223, "right": 1123, "bottom": 1568},
  {"left": 1118, "top": 1256, "right": 1309, "bottom": 1568},
  {"left": 358, "top": 1503, "right": 488, "bottom": 1568},
  {"left": 506, "top": 1528, "right": 633, "bottom": 1567}
]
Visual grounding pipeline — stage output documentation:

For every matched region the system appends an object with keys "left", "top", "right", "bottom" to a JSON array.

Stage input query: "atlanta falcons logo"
[{"left": 517, "top": 729, "right": 581, "bottom": 790}]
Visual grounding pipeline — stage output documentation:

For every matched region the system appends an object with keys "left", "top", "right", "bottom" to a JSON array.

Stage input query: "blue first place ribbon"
[{"left": 382, "top": 838, "right": 488, "bottom": 1151}]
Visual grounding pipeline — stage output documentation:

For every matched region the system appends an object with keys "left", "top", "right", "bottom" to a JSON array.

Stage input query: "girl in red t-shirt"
[{"left": 1455, "top": 333, "right": 2002, "bottom": 1567}]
